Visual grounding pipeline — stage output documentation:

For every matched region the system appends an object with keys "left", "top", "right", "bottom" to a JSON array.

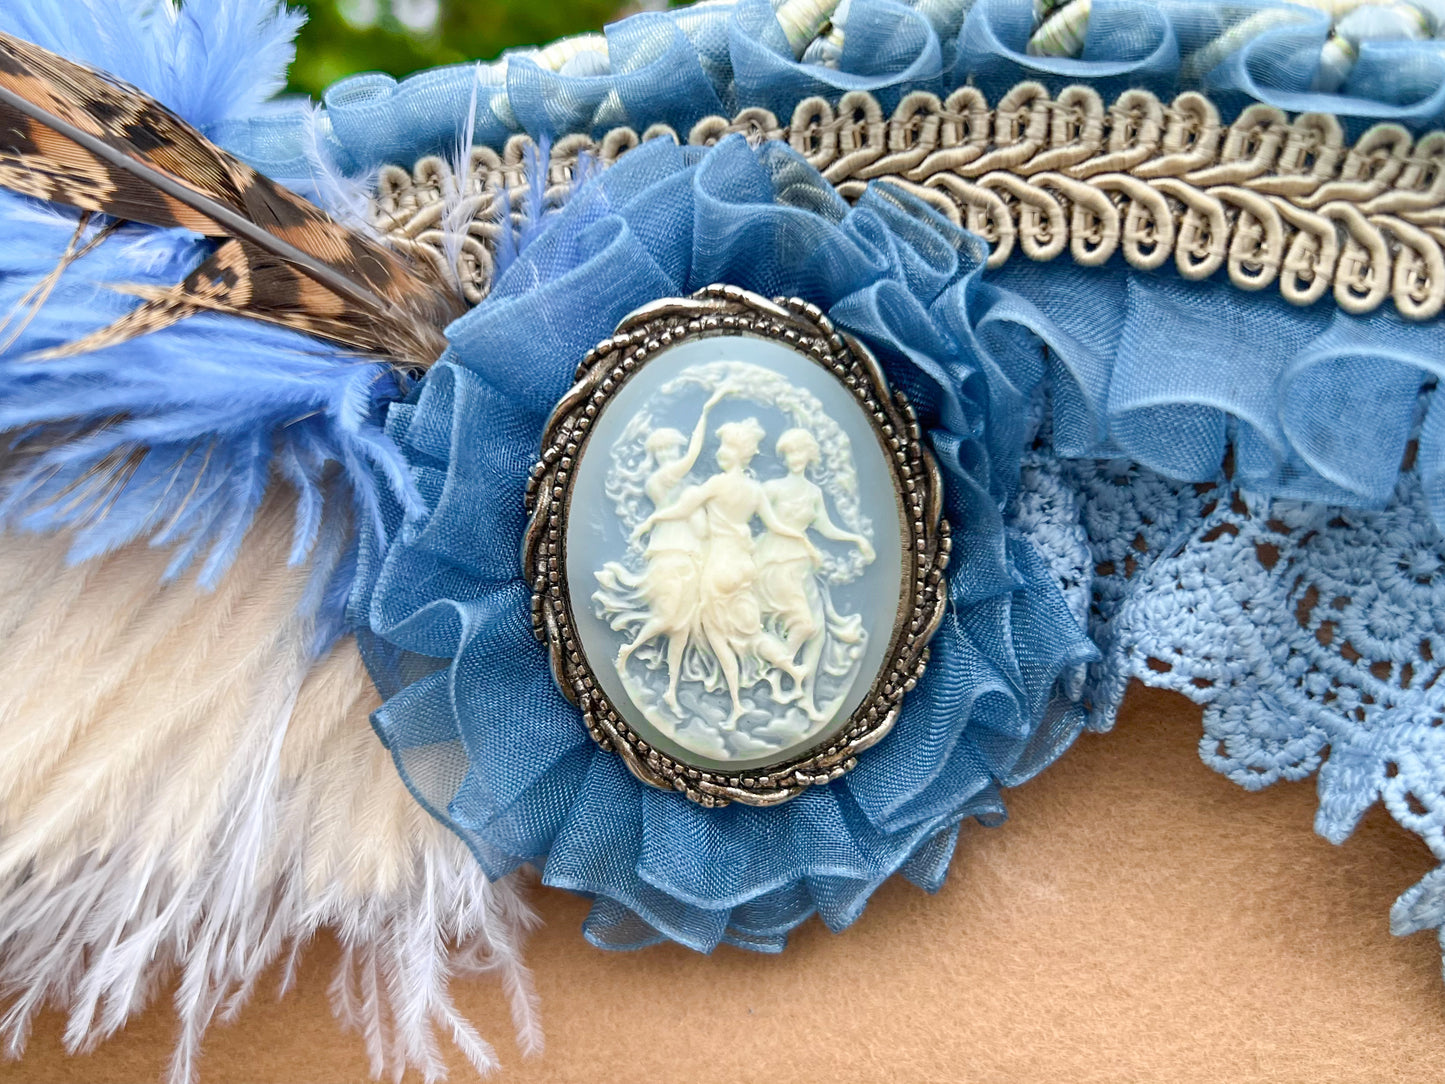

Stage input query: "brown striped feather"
[
  {"left": 0, "top": 29, "right": 461, "bottom": 370},
  {"left": 26, "top": 241, "right": 428, "bottom": 363}
]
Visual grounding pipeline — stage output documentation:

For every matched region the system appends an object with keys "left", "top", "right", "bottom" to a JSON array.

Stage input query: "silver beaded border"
[{"left": 522, "top": 285, "right": 951, "bottom": 807}]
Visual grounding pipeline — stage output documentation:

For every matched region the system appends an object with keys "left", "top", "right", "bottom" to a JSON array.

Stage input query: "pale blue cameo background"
[{"left": 568, "top": 334, "right": 905, "bottom": 773}]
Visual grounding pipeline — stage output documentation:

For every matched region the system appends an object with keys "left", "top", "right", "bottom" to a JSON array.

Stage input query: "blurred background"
[{"left": 285, "top": 0, "right": 672, "bottom": 96}]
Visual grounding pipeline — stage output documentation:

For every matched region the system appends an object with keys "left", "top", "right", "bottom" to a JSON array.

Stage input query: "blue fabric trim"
[
  {"left": 342, "top": 0, "right": 1445, "bottom": 952},
  {"left": 220, "top": 0, "right": 1445, "bottom": 180}
]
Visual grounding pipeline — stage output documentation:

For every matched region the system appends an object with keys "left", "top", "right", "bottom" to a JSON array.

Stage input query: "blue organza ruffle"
[
  {"left": 221, "top": 0, "right": 1445, "bottom": 536},
  {"left": 352, "top": 135, "right": 1098, "bottom": 951},
  {"left": 221, "top": 0, "right": 1445, "bottom": 173}
]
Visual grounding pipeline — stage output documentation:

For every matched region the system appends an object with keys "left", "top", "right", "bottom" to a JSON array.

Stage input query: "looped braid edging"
[{"left": 371, "top": 81, "right": 1445, "bottom": 318}]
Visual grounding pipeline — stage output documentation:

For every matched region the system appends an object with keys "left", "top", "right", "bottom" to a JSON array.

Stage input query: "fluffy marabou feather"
[
  {"left": 437, "top": 65, "right": 484, "bottom": 300},
  {"left": 0, "top": 205, "right": 415, "bottom": 580},
  {"left": 0, "top": 495, "right": 540, "bottom": 1084},
  {"left": 299, "top": 101, "right": 382, "bottom": 237},
  {"left": 492, "top": 136, "right": 563, "bottom": 283}
]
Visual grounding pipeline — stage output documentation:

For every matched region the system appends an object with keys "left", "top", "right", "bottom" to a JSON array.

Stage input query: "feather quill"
[{"left": 0, "top": 1, "right": 448, "bottom": 591}]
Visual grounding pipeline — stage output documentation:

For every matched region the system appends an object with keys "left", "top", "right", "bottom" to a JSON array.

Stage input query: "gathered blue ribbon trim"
[
  {"left": 224, "top": 0, "right": 1445, "bottom": 182},
  {"left": 346, "top": 0, "right": 1445, "bottom": 946},
  {"left": 353, "top": 134, "right": 1099, "bottom": 950}
]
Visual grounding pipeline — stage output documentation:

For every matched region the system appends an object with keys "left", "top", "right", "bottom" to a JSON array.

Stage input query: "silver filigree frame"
[{"left": 523, "top": 285, "right": 951, "bottom": 807}]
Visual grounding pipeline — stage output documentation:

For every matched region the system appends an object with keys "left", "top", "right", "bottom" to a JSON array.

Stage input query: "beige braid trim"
[{"left": 370, "top": 81, "right": 1445, "bottom": 318}]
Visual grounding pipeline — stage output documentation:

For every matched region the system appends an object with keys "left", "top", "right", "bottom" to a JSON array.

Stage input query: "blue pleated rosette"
[{"left": 350, "top": 135, "right": 1098, "bottom": 950}]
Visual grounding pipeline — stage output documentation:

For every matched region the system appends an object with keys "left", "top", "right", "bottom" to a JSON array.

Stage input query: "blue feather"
[
  {"left": 0, "top": 0, "right": 305, "bottom": 133},
  {"left": 492, "top": 137, "right": 558, "bottom": 281},
  {"left": 0, "top": 1, "right": 419, "bottom": 645}
]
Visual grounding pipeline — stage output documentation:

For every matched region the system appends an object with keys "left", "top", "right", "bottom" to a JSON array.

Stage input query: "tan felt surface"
[{"left": 7, "top": 684, "right": 1444, "bottom": 1083}]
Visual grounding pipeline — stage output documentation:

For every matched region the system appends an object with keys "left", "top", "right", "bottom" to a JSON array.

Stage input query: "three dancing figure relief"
[{"left": 594, "top": 365, "right": 877, "bottom": 759}]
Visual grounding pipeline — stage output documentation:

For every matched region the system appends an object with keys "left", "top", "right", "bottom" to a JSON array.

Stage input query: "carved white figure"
[
  {"left": 633, "top": 417, "right": 815, "bottom": 728},
  {"left": 756, "top": 428, "right": 876, "bottom": 720},
  {"left": 611, "top": 388, "right": 725, "bottom": 712},
  {"left": 591, "top": 360, "right": 879, "bottom": 762}
]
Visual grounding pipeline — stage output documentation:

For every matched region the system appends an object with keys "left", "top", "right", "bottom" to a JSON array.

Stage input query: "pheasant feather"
[{"left": 0, "top": 27, "right": 458, "bottom": 368}]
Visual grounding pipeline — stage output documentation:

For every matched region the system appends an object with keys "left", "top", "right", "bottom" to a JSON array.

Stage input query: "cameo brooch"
[{"left": 524, "top": 286, "right": 950, "bottom": 806}]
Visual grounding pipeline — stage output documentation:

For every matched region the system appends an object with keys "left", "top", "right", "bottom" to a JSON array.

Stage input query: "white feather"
[
  {"left": 439, "top": 64, "right": 486, "bottom": 299},
  {"left": 0, "top": 492, "right": 541, "bottom": 1082},
  {"left": 301, "top": 102, "right": 384, "bottom": 236}
]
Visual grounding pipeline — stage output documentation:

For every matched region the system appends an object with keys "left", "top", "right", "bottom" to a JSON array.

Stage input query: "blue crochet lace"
[
  {"left": 214, "top": 0, "right": 1445, "bottom": 963},
  {"left": 1034, "top": 424, "right": 1445, "bottom": 970}
]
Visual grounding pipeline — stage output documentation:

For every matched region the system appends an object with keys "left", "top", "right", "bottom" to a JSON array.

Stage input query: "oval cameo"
[{"left": 525, "top": 287, "right": 949, "bottom": 806}]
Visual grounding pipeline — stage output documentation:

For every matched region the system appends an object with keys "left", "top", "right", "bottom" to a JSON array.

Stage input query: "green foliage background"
[{"left": 285, "top": 0, "right": 654, "bottom": 97}]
